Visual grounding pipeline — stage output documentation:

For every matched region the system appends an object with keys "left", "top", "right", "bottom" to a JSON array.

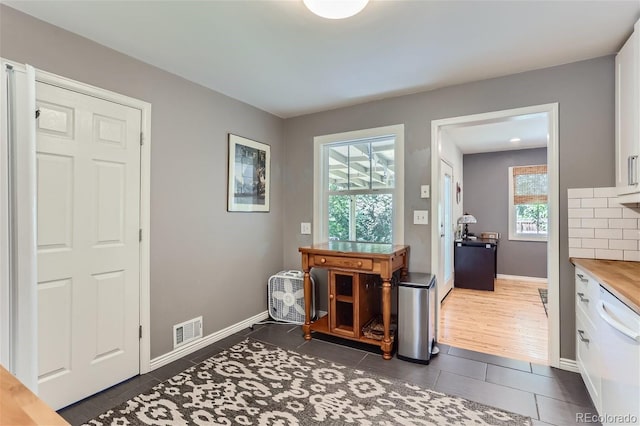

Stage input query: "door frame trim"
[
  {"left": 36, "top": 69, "right": 153, "bottom": 375},
  {"left": 1, "top": 60, "right": 39, "bottom": 390},
  {"left": 438, "top": 158, "right": 454, "bottom": 303},
  {"left": 430, "top": 103, "right": 560, "bottom": 368}
]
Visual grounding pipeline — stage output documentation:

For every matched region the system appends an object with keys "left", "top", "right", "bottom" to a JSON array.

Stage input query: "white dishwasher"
[{"left": 597, "top": 286, "right": 640, "bottom": 425}]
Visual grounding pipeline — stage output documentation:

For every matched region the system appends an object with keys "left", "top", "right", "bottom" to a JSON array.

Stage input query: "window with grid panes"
[{"left": 313, "top": 125, "right": 404, "bottom": 244}]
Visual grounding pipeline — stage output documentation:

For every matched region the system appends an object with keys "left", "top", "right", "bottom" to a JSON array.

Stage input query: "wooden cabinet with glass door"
[{"left": 299, "top": 242, "right": 409, "bottom": 360}]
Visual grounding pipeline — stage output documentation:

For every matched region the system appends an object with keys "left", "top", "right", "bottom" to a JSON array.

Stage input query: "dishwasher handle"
[{"left": 597, "top": 301, "right": 640, "bottom": 343}]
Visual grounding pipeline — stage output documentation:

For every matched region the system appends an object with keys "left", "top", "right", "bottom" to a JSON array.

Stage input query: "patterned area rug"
[
  {"left": 538, "top": 288, "right": 548, "bottom": 317},
  {"left": 84, "top": 339, "right": 531, "bottom": 425}
]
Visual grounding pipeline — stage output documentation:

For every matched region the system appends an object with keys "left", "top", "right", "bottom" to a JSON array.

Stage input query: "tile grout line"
[{"left": 533, "top": 393, "right": 543, "bottom": 424}]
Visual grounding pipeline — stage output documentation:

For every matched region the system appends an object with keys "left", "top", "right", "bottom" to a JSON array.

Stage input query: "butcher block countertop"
[
  {"left": 571, "top": 258, "right": 640, "bottom": 315},
  {"left": 0, "top": 365, "right": 69, "bottom": 426}
]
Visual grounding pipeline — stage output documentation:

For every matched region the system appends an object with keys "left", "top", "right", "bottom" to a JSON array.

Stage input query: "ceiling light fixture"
[
  {"left": 303, "top": 0, "right": 370, "bottom": 19},
  {"left": 510, "top": 137, "right": 521, "bottom": 143}
]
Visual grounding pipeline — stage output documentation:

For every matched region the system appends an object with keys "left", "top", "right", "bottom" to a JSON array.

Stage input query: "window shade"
[{"left": 512, "top": 165, "right": 547, "bottom": 205}]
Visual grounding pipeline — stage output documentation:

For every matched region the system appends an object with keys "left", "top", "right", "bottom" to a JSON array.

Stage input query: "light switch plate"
[
  {"left": 413, "top": 210, "right": 428, "bottom": 225},
  {"left": 301, "top": 222, "right": 312, "bottom": 234},
  {"left": 420, "top": 185, "right": 430, "bottom": 198}
]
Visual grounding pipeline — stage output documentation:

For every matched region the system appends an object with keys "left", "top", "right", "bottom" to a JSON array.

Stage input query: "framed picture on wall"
[{"left": 227, "top": 134, "right": 270, "bottom": 212}]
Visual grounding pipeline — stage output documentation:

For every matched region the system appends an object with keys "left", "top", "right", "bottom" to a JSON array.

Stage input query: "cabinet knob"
[
  {"left": 320, "top": 258, "right": 326, "bottom": 264},
  {"left": 357, "top": 261, "right": 363, "bottom": 267},
  {"left": 329, "top": 294, "right": 334, "bottom": 300},
  {"left": 576, "top": 274, "right": 588, "bottom": 283}
]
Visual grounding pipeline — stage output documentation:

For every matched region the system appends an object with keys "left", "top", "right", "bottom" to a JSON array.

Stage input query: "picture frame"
[{"left": 227, "top": 134, "right": 270, "bottom": 212}]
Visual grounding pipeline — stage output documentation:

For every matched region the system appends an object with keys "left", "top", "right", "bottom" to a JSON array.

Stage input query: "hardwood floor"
[{"left": 438, "top": 278, "right": 548, "bottom": 365}]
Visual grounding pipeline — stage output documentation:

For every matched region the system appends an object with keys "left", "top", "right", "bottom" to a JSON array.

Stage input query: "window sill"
[{"left": 508, "top": 234, "right": 548, "bottom": 242}]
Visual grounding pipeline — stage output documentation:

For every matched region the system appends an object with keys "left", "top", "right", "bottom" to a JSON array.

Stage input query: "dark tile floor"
[{"left": 58, "top": 323, "right": 599, "bottom": 425}]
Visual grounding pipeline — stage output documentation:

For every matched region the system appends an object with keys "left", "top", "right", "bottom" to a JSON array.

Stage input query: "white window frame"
[
  {"left": 508, "top": 165, "right": 548, "bottom": 242},
  {"left": 313, "top": 124, "right": 404, "bottom": 245}
]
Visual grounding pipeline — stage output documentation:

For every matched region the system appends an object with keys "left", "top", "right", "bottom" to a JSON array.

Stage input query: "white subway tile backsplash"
[
  {"left": 567, "top": 186, "right": 639, "bottom": 261},
  {"left": 581, "top": 218, "right": 609, "bottom": 228},
  {"left": 582, "top": 198, "right": 608, "bottom": 208},
  {"left": 595, "top": 249, "right": 624, "bottom": 260},
  {"left": 568, "top": 208, "right": 594, "bottom": 219},
  {"left": 568, "top": 218, "right": 582, "bottom": 228},
  {"left": 568, "top": 199, "right": 581, "bottom": 208},
  {"left": 624, "top": 251, "right": 640, "bottom": 262},
  {"left": 623, "top": 229, "right": 640, "bottom": 240},
  {"left": 609, "top": 218, "right": 638, "bottom": 229},
  {"left": 608, "top": 198, "right": 622, "bottom": 208},
  {"left": 569, "top": 248, "right": 595, "bottom": 258},
  {"left": 568, "top": 188, "right": 594, "bottom": 198},
  {"left": 609, "top": 240, "right": 638, "bottom": 250},
  {"left": 595, "top": 208, "right": 622, "bottom": 218},
  {"left": 581, "top": 239, "right": 609, "bottom": 249},
  {"left": 594, "top": 228, "right": 623, "bottom": 239},
  {"left": 622, "top": 207, "right": 640, "bottom": 219},
  {"left": 569, "top": 228, "right": 594, "bottom": 238},
  {"left": 593, "top": 187, "right": 618, "bottom": 198}
]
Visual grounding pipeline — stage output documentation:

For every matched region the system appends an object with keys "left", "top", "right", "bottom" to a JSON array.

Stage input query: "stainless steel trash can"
[{"left": 397, "top": 272, "right": 439, "bottom": 364}]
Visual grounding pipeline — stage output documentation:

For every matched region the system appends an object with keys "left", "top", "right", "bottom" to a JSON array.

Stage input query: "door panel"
[
  {"left": 36, "top": 153, "right": 73, "bottom": 250},
  {"left": 37, "top": 279, "right": 72, "bottom": 382},
  {"left": 36, "top": 81, "right": 141, "bottom": 409}
]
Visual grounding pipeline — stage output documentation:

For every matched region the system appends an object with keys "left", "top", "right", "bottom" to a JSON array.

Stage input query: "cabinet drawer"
[
  {"left": 576, "top": 312, "right": 602, "bottom": 412},
  {"left": 314, "top": 255, "right": 373, "bottom": 270},
  {"left": 575, "top": 268, "right": 599, "bottom": 320}
]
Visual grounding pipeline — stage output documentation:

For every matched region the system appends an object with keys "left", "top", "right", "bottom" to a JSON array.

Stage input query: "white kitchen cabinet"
[
  {"left": 575, "top": 268, "right": 602, "bottom": 413},
  {"left": 574, "top": 267, "right": 640, "bottom": 425},
  {"left": 616, "top": 19, "right": 640, "bottom": 203}
]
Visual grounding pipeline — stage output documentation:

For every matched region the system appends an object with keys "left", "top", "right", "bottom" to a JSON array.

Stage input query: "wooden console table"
[{"left": 299, "top": 242, "right": 409, "bottom": 360}]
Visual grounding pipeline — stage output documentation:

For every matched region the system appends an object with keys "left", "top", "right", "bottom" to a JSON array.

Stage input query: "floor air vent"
[{"left": 173, "top": 316, "right": 203, "bottom": 348}]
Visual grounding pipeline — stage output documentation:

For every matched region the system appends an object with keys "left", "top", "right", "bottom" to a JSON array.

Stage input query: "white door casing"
[
  {"left": 439, "top": 160, "right": 454, "bottom": 302},
  {"left": 36, "top": 81, "right": 141, "bottom": 409},
  {"left": 1, "top": 61, "right": 38, "bottom": 391},
  {"left": 430, "top": 103, "right": 560, "bottom": 368}
]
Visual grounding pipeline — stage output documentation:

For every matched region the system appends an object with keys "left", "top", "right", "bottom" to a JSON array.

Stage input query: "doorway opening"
[{"left": 430, "top": 104, "right": 559, "bottom": 367}]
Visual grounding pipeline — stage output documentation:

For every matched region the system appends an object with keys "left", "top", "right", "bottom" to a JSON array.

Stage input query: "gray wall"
[
  {"left": 0, "top": 5, "right": 285, "bottom": 358},
  {"left": 283, "top": 57, "right": 616, "bottom": 360},
  {"left": 463, "top": 148, "right": 548, "bottom": 278},
  {"left": 1, "top": 5, "right": 618, "bottom": 361}
]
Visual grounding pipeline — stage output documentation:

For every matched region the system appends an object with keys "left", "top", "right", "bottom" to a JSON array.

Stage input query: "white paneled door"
[{"left": 36, "top": 81, "right": 141, "bottom": 409}]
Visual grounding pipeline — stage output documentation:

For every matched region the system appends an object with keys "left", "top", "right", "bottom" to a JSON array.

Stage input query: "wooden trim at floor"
[{"left": 496, "top": 274, "right": 548, "bottom": 283}]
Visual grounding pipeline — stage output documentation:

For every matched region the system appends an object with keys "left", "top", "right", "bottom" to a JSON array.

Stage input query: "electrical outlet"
[
  {"left": 420, "top": 185, "right": 430, "bottom": 198},
  {"left": 413, "top": 210, "right": 428, "bottom": 225},
  {"left": 301, "top": 222, "right": 312, "bottom": 234}
]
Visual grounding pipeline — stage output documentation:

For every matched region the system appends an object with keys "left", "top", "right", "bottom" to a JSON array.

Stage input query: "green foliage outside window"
[
  {"left": 329, "top": 193, "right": 392, "bottom": 243},
  {"left": 516, "top": 203, "right": 548, "bottom": 234}
]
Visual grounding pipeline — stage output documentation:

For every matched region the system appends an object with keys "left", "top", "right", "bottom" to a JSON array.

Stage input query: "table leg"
[
  {"left": 302, "top": 268, "right": 312, "bottom": 340},
  {"left": 381, "top": 278, "right": 392, "bottom": 359}
]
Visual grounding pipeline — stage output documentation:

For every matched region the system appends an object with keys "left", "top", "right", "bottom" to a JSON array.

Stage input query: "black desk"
[{"left": 454, "top": 238, "right": 498, "bottom": 291}]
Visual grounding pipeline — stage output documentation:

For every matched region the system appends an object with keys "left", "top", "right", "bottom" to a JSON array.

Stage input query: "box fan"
[{"left": 268, "top": 270, "right": 314, "bottom": 324}]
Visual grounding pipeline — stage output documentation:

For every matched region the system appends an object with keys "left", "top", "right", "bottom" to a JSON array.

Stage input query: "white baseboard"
[
  {"left": 149, "top": 310, "right": 269, "bottom": 371},
  {"left": 559, "top": 357, "right": 579, "bottom": 373},
  {"left": 497, "top": 274, "right": 548, "bottom": 283}
]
